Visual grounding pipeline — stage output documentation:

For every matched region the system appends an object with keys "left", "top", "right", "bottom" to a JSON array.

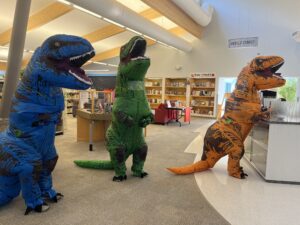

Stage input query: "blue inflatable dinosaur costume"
[{"left": 0, "top": 34, "right": 94, "bottom": 214}]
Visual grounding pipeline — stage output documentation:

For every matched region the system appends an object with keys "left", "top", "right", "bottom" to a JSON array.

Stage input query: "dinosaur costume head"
[
  {"left": 27, "top": 34, "right": 95, "bottom": 90},
  {"left": 118, "top": 36, "right": 150, "bottom": 81},
  {"left": 233, "top": 55, "right": 286, "bottom": 101},
  {"left": 249, "top": 56, "right": 286, "bottom": 90}
]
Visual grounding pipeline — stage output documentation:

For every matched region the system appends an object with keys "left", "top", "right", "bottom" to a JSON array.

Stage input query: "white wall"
[{"left": 145, "top": 0, "right": 300, "bottom": 79}]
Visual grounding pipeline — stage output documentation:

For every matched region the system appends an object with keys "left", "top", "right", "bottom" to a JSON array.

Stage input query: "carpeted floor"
[{"left": 0, "top": 116, "right": 230, "bottom": 225}]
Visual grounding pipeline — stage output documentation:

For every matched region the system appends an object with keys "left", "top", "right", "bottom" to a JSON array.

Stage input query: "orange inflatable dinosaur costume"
[{"left": 168, "top": 56, "right": 286, "bottom": 179}]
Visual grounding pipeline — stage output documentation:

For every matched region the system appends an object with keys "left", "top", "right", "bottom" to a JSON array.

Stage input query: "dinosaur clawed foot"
[
  {"left": 113, "top": 175, "right": 127, "bottom": 182},
  {"left": 50, "top": 193, "right": 64, "bottom": 203},
  {"left": 24, "top": 202, "right": 49, "bottom": 215},
  {"left": 240, "top": 167, "right": 248, "bottom": 179},
  {"left": 43, "top": 192, "right": 64, "bottom": 203},
  {"left": 229, "top": 167, "right": 248, "bottom": 179},
  {"left": 132, "top": 171, "right": 148, "bottom": 178}
]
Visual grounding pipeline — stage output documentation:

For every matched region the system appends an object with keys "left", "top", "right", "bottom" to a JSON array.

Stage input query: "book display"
[
  {"left": 189, "top": 73, "right": 216, "bottom": 117},
  {"left": 145, "top": 78, "right": 163, "bottom": 109},
  {"left": 164, "top": 77, "right": 188, "bottom": 107}
]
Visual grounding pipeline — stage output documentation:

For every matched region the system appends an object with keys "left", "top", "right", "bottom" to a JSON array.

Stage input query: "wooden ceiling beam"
[
  {"left": 0, "top": 2, "right": 73, "bottom": 46},
  {"left": 83, "top": 8, "right": 161, "bottom": 43},
  {"left": 140, "top": 0, "right": 203, "bottom": 39},
  {"left": 0, "top": 62, "right": 6, "bottom": 71},
  {"left": 88, "top": 27, "right": 187, "bottom": 64},
  {"left": 20, "top": 8, "right": 163, "bottom": 69}
]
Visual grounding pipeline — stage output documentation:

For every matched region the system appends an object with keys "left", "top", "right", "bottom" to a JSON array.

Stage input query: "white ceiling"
[{"left": 0, "top": 0, "right": 197, "bottom": 72}]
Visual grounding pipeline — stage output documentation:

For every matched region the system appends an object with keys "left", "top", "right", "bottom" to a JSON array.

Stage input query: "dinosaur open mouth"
[
  {"left": 270, "top": 61, "right": 284, "bottom": 78},
  {"left": 129, "top": 38, "right": 149, "bottom": 61},
  {"left": 67, "top": 50, "right": 95, "bottom": 85},
  {"left": 262, "top": 61, "right": 284, "bottom": 78}
]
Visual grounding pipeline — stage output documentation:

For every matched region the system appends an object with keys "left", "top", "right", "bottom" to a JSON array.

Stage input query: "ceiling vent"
[
  {"left": 171, "top": 0, "right": 213, "bottom": 27},
  {"left": 67, "top": 0, "right": 192, "bottom": 52}
]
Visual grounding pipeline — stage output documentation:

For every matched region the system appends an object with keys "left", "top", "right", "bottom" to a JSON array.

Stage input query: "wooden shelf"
[
  {"left": 191, "top": 113, "right": 215, "bottom": 118},
  {"left": 191, "top": 105, "right": 214, "bottom": 108},
  {"left": 165, "top": 94, "right": 186, "bottom": 97},
  {"left": 191, "top": 95, "right": 215, "bottom": 98},
  {"left": 145, "top": 77, "right": 163, "bottom": 109},
  {"left": 165, "top": 86, "right": 186, "bottom": 89},
  {"left": 189, "top": 76, "right": 216, "bottom": 117},
  {"left": 191, "top": 87, "right": 215, "bottom": 89},
  {"left": 145, "top": 86, "right": 162, "bottom": 88}
]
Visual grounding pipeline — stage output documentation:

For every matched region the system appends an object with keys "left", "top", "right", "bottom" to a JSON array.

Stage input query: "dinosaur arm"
[
  {"left": 139, "top": 113, "right": 154, "bottom": 128},
  {"left": 252, "top": 109, "right": 271, "bottom": 122},
  {"left": 115, "top": 110, "right": 134, "bottom": 127}
]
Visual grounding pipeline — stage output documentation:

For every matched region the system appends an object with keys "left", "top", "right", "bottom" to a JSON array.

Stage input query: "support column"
[{"left": 0, "top": 0, "right": 31, "bottom": 118}]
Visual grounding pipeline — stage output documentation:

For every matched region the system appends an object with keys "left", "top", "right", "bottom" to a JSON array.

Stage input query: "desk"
[
  {"left": 76, "top": 109, "right": 112, "bottom": 151},
  {"left": 244, "top": 115, "right": 300, "bottom": 183},
  {"left": 165, "top": 107, "right": 191, "bottom": 127}
]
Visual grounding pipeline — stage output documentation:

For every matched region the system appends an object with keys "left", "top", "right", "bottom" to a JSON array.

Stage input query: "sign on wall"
[
  {"left": 228, "top": 37, "right": 258, "bottom": 48},
  {"left": 191, "top": 73, "right": 215, "bottom": 78}
]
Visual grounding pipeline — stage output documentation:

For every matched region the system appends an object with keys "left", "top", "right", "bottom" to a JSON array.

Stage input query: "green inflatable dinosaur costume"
[{"left": 74, "top": 36, "right": 153, "bottom": 181}]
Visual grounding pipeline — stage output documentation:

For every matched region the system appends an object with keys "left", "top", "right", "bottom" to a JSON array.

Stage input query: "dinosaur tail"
[
  {"left": 74, "top": 160, "right": 114, "bottom": 170},
  {"left": 167, "top": 160, "right": 210, "bottom": 175}
]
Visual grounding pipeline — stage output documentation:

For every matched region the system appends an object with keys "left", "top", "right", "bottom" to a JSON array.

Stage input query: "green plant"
[{"left": 278, "top": 78, "right": 297, "bottom": 101}]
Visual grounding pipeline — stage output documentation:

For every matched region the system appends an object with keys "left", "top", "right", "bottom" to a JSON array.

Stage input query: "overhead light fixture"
[
  {"left": 126, "top": 27, "right": 142, "bottom": 36},
  {"left": 103, "top": 18, "right": 125, "bottom": 28},
  {"left": 67, "top": 0, "right": 192, "bottom": 52},
  {"left": 107, "top": 64, "right": 118, "bottom": 67},
  {"left": 73, "top": 4, "right": 102, "bottom": 18},
  {"left": 142, "top": 35, "right": 157, "bottom": 42},
  {"left": 57, "top": 0, "right": 72, "bottom": 5},
  {"left": 91, "top": 61, "right": 107, "bottom": 65}
]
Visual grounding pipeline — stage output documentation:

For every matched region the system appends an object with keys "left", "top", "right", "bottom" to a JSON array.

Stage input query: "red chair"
[
  {"left": 154, "top": 104, "right": 169, "bottom": 124},
  {"left": 154, "top": 103, "right": 180, "bottom": 125}
]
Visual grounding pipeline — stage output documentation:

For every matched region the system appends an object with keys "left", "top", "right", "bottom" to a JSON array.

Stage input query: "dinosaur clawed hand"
[
  {"left": 113, "top": 175, "right": 127, "bottom": 182},
  {"left": 139, "top": 115, "right": 153, "bottom": 127}
]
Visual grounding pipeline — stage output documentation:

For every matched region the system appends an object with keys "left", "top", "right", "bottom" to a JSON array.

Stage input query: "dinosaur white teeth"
[
  {"left": 69, "top": 70, "right": 92, "bottom": 85},
  {"left": 131, "top": 56, "right": 148, "bottom": 61},
  {"left": 69, "top": 50, "right": 95, "bottom": 61}
]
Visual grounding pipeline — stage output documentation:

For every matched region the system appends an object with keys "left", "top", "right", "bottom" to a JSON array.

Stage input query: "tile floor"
[{"left": 186, "top": 122, "right": 300, "bottom": 225}]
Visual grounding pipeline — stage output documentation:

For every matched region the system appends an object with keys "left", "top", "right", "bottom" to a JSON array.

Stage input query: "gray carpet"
[{"left": 0, "top": 116, "right": 230, "bottom": 225}]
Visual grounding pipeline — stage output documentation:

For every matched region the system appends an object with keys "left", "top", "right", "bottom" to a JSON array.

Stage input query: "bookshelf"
[
  {"left": 189, "top": 75, "right": 216, "bottom": 117},
  {"left": 145, "top": 78, "right": 163, "bottom": 109},
  {"left": 164, "top": 77, "right": 188, "bottom": 107},
  {"left": 64, "top": 90, "right": 80, "bottom": 115}
]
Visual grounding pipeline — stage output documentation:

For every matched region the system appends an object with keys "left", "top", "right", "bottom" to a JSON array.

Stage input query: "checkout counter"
[
  {"left": 76, "top": 90, "right": 113, "bottom": 150},
  {"left": 244, "top": 100, "right": 300, "bottom": 183}
]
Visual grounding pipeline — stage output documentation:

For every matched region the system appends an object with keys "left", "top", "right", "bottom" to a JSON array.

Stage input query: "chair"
[{"left": 154, "top": 104, "right": 170, "bottom": 124}]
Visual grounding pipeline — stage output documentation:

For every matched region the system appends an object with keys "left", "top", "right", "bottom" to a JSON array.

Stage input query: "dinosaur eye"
[
  {"left": 54, "top": 42, "right": 61, "bottom": 47},
  {"left": 255, "top": 58, "right": 263, "bottom": 65}
]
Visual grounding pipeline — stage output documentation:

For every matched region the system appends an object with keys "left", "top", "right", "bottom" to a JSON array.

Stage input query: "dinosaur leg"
[
  {"left": 0, "top": 175, "right": 21, "bottom": 206},
  {"left": 39, "top": 155, "right": 63, "bottom": 203},
  {"left": 227, "top": 146, "right": 247, "bottom": 179},
  {"left": 131, "top": 144, "right": 148, "bottom": 178},
  {"left": 110, "top": 146, "right": 127, "bottom": 182},
  {"left": 16, "top": 161, "right": 50, "bottom": 214}
]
